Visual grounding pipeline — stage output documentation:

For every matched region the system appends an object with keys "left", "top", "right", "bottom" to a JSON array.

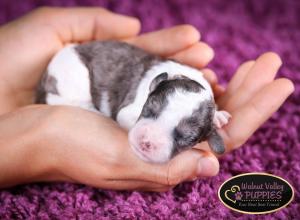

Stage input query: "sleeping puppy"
[{"left": 36, "top": 41, "right": 231, "bottom": 163}]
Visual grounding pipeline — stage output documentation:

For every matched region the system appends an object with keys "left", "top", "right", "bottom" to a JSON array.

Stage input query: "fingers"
[
  {"left": 224, "top": 52, "right": 282, "bottom": 112},
  {"left": 201, "top": 68, "right": 218, "bottom": 85},
  {"left": 201, "top": 69, "right": 225, "bottom": 98},
  {"left": 169, "top": 42, "right": 214, "bottom": 68},
  {"left": 222, "top": 78, "right": 294, "bottom": 150},
  {"left": 33, "top": 7, "right": 141, "bottom": 43},
  {"left": 226, "top": 60, "right": 255, "bottom": 95},
  {"left": 217, "top": 60, "right": 255, "bottom": 107},
  {"left": 213, "top": 85, "right": 226, "bottom": 99},
  {"left": 125, "top": 25, "right": 200, "bottom": 56}
]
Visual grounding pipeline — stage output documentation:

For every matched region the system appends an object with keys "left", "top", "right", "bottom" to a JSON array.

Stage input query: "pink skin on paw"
[
  {"left": 128, "top": 119, "right": 172, "bottom": 163},
  {"left": 213, "top": 110, "right": 231, "bottom": 128}
]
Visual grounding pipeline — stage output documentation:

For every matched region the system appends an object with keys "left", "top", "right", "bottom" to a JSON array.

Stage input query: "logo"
[{"left": 218, "top": 173, "right": 294, "bottom": 214}]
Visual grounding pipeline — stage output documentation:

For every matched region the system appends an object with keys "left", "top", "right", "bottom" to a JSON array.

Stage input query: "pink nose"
[{"left": 139, "top": 141, "right": 156, "bottom": 152}]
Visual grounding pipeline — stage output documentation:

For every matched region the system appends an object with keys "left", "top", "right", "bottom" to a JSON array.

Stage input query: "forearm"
[{"left": 0, "top": 106, "right": 54, "bottom": 187}]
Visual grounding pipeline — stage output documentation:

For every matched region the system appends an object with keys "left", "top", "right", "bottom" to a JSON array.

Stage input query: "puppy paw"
[{"left": 213, "top": 110, "right": 231, "bottom": 129}]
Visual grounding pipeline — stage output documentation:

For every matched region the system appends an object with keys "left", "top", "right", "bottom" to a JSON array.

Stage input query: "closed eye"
[
  {"left": 173, "top": 128, "right": 199, "bottom": 146},
  {"left": 173, "top": 129, "right": 184, "bottom": 141}
]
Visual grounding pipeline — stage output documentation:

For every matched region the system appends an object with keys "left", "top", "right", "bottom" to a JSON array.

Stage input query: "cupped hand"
[
  {"left": 0, "top": 7, "right": 219, "bottom": 190},
  {"left": 0, "top": 7, "right": 214, "bottom": 114},
  {"left": 196, "top": 53, "right": 294, "bottom": 154},
  {"left": 1, "top": 105, "right": 216, "bottom": 191}
]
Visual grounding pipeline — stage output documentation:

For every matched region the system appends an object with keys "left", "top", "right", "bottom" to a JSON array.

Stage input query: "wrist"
[
  {"left": 26, "top": 106, "right": 73, "bottom": 184},
  {"left": 0, "top": 106, "right": 65, "bottom": 187},
  {"left": 24, "top": 120, "right": 58, "bottom": 184}
]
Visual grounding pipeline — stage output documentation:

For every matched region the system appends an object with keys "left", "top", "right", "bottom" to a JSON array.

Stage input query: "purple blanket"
[{"left": 0, "top": 0, "right": 299, "bottom": 219}]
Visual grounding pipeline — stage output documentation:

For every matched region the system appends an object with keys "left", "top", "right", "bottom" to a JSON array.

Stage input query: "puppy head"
[{"left": 129, "top": 73, "right": 225, "bottom": 163}]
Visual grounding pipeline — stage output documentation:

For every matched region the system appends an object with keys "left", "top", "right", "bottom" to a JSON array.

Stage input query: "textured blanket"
[{"left": 0, "top": 0, "right": 299, "bottom": 219}]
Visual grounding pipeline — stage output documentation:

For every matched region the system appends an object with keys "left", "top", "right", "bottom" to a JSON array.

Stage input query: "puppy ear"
[
  {"left": 172, "top": 75, "right": 205, "bottom": 90},
  {"left": 149, "top": 72, "right": 168, "bottom": 92},
  {"left": 207, "top": 129, "right": 225, "bottom": 154}
]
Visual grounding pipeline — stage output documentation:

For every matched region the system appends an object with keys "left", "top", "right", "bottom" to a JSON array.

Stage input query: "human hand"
[
  {"left": 0, "top": 105, "right": 218, "bottom": 191},
  {"left": 0, "top": 7, "right": 214, "bottom": 114},
  {"left": 196, "top": 52, "right": 294, "bottom": 153},
  {"left": 0, "top": 53, "right": 293, "bottom": 191},
  {"left": 0, "top": 7, "right": 219, "bottom": 190}
]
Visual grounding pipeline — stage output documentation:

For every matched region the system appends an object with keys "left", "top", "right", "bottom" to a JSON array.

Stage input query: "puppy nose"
[{"left": 140, "top": 141, "right": 155, "bottom": 152}]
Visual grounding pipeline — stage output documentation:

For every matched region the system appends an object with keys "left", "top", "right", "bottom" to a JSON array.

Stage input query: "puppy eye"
[
  {"left": 174, "top": 128, "right": 198, "bottom": 145},
  {"left": 173, "top": 129, "right": 187, "bottom": 142}
]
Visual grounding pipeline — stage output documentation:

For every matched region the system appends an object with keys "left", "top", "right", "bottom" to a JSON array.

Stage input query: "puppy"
[{"left": 36, "top": 41, "right": 231, "bottom": 163}]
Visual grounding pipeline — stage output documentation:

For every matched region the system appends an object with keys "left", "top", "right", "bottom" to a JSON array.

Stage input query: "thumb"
[
  {"left": 127, "top": 144, "right": 219, "bottom": 186},
  {"left": 166, "top": 149, "right": 220, "bottom": 185},
  {"left": 30, "top": 7, "right": 141, "bottom": 43}
]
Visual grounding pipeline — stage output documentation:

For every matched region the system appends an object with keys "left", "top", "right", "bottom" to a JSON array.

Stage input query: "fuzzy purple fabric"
[{"left": 0, "top": 0, "right": 299, "bottom": 219}]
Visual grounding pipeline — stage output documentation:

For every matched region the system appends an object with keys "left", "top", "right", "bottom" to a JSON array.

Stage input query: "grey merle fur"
[
  {"left": 172, "top": 100, "right": 216, "bottom": 156},
  {"left": 140, "top": 77, "right": 206, "bottom": 119},
  {"left": 36, "top": 72, "right": 58, "bottom": 104},
  {"left": 76, "top": 41, "right": 163, "bottom": 119}
]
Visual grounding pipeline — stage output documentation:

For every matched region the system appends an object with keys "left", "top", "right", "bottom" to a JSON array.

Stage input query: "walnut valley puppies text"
[
  {"left": 239, "top": 181, "right": 283, "bottom": 200},
  {"left": 218, "top": 173, "right": 294, "bottom": 214}
]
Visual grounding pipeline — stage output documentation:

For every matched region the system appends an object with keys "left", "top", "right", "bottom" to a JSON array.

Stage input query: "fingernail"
[
  {"left": 191, "top": 177, "right": 198, "bottom": 181},
  {"left": 216, "top": 84, "right": 225, "bottom": 92},
  {"left": 205, "top": 46, "right": 214, "bottom": 62},
  {"left": 197, "top": 156, "right": 219, "bottom": 177}
]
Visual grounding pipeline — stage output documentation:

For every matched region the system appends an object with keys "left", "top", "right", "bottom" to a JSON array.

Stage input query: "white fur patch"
[
  {"left": 46, "top": 44, "right": 96, "bottom": 111},
  {"left": 157, "top": 89, "right": 209, "bottom": 131},
  {"left": 128, "top": 118, "right": 172, "bottom": 163},
  {"left": 117, "top": 60, "right": 213, "bottom": 130}
]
